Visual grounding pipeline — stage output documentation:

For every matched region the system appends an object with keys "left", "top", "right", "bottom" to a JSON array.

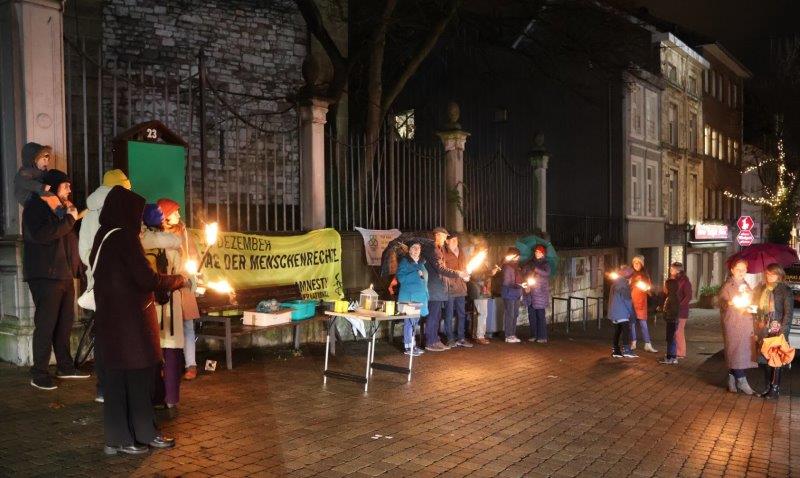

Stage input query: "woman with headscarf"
[
  {"left": 752, "top": 263, "right": 794, "bottom": 399},
  {"left": 91, "top": 186, "right": 186, "bottom": 455},
  {"left": 629, "top": 255, "right": 657, "bottom": 353},
  {"left": 718, "top": 258, "right": 757, "bottom": 394}
]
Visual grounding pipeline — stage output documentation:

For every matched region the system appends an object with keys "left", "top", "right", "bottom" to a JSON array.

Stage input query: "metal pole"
[{"left": 198, "top": 50, "right": 207, "bottom": 218}]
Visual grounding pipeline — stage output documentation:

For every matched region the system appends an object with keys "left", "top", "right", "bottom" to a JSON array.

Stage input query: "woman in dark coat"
[
  {"left": 91, "top": 186, "right": 186, "bottom": 455},
  {"left": 753, "top": 263, "right": 794, "bottom": 399}
]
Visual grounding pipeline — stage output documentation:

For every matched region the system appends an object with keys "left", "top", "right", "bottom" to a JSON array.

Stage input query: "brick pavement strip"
[{"left": 0, "top": 310, "right": 798, "bottom": 477}]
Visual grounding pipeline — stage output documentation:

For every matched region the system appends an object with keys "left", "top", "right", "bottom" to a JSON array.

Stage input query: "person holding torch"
[
  {"left": 629, "top": 256, "right": 657, "bottom": 353},
  {"left": 156, "top": 199, "right": 202, "bottom": 381},
  {"left": 608, "top": 265, "right": 638, "bottom": 358},
  {"left": 523, "top": 245, "right": 551, "bottom": 343},
  {"left": 718, "top": 259, "right": 757, "bottom": 394}
]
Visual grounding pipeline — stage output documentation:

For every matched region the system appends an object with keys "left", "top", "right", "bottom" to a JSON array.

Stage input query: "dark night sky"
[{"left": 612, "top": 0, "right": 798, "bottom": 76}]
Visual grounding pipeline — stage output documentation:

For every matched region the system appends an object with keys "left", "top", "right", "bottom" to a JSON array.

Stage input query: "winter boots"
[
  {"left": 727, "top": 374, "right": 737, "bottom": 393},
  {"left": 736, "top": 377, "right": 755, "bottom": 395},
  {"left": 644, "top": 343, "right": 658, "bottom": 353}
]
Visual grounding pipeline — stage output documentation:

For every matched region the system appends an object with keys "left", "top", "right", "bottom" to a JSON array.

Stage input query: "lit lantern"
[{"left": 359, "top": 284, "right": 379, "bottom": 311}]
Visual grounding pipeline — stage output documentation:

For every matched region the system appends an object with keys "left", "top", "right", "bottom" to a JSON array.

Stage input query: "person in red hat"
[{"left": 156, "top": 199, "right": 201, "bottom": 380}]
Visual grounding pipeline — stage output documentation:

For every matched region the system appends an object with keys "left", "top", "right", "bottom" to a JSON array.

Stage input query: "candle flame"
[
  {"left": 732, "top": 293, "right": 751, "bottom": 309},
  {"left": 466, "top": 250, "right": 488, "bottom": 274},
  {"left": 207, "top": 280, "right": 233, "bottom": 294},
  {"left": 527, "top": 277, "right": 536, "bottom": 287},
  {"left": 205, "top": 222, "right": 219, "bottom": 246},
  {"left": 185, "top": 259, "right": 199, "bottom": 275}
]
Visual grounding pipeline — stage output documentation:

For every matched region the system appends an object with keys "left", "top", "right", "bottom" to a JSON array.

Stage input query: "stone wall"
[{"left": 100, "top": 0, "right": 307, "bottom": 226}]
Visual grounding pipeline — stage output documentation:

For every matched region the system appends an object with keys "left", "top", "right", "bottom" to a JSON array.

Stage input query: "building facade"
[
  {"left": 623, "top": 69, "right": 666, "bottom": 280},
  {"left": 653, "top": 32, "right": 709, "bottom": 289},
  {"left": 690, "top": 43, "right": 751, "bottom": 293}
]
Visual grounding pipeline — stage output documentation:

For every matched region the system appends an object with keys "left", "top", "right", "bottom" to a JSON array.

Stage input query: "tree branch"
[{"left": 380, "top": 0, "right": 461, "bottom": 114}]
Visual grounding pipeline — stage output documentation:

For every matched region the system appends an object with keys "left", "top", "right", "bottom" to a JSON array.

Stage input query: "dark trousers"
[
  {"left": 503, "top": 299, "right": 519, "bottom": 337},
  {"left": 444, "top": 296, "right": 467, "bottom": 341},
  {"left": 104, "top": 366, "right": 158, "bottom": 446},
  {"left": 162, "top": 348, "right": 183, "bottom": 405},
  {"left": 425, "top": 301, "right": 446, "bottom": 346},
  {"left": 665, "top": 320, "right": 678, "bottom": 359},
  {"left": 94, "top": 336, "right": 105, "bottom": 396},
  {"left": 528, "top": 307, "right": 547, "bottom": 340},
  {"left": 613, "top": 322, "right": 630, "bottom": 353},
  {"left": 28, "top": 279, "right": 75, "bottom": 378}
]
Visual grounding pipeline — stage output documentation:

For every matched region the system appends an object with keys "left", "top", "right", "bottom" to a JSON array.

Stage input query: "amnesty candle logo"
[{"left": 189, "top": 228, "right": 343, "bottom": 300}]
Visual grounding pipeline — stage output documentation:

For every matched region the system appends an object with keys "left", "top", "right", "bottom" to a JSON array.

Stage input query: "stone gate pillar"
[
  {"left": 298, "top": 98, "right": 329, "bottom": 231},
  {"left": 0, "top": 0, "right": 68, "bottom": 365},
  {"left": 436, "top": 102, "right": 470, "bottom": 233},
  {"left": 298, "top": 57, "right": 330, "bottom": 231},
  {"left": 529, "top": 132, "right": 550, "bottom": 233}
]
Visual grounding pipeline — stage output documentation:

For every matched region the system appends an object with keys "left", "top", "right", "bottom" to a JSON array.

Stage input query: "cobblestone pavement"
[{"left": 0, "top": 309, "right": 797, "bottom": 477}]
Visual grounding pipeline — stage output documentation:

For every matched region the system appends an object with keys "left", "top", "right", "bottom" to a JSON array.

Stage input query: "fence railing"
[
  {"left": 64, "top": 37, "right": 301, "bottom": 232},
  {"left": 325, "top": 128, "right": 445, "bottom": 231},
  {"left": 547, "top": 214, "right": 622, "bottom": 249}
]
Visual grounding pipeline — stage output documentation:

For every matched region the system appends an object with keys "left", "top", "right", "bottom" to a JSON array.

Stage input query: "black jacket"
[
  {"left": 753, "top": 282, "right": 794, "bottom": 334},
  {"left": 22, "top": 195, "right": 80, "bottom": 281},
  {"left": 91, "top": 186, "right": 185, "bottom": 370}
]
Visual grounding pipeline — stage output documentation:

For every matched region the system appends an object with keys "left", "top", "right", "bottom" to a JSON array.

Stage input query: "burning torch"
[{"left": 465, "top": 250, "right": 488, "bottom": 278}]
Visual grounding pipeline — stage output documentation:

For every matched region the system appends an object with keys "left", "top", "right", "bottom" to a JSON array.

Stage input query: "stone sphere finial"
[
  {"left": 302, "top": 55, "right": 322, "bottom": 89},
  {"left": 533, "top": 131, "right": 545, "bottom": 149},
  {"left": 444, "top": 101, "right": 461, "bottom": 130}
]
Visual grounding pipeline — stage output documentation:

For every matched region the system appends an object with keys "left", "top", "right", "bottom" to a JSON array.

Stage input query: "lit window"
[
  {"left": 719, "top": 133, "right": 725, "bottom": 161},
  {"left": 394, "top": 110, "right": 415, "bottom": 140},
  {"left": 704, "top": 125, "right": 711, "bottom": 155},
  {"left": 711, "top": 130, "right": 717, "bottom": 158}
]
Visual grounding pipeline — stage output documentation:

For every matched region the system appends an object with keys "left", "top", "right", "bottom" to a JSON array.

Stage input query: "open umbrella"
[
  {"left": 726, "top": 243, "right": 799, "bottom": 274},
  {"left": 380, "top": 233, "right": 435, "bottom": 276},
  {"left": 515, "top": 235, "right": 559, "bottom": 274}
]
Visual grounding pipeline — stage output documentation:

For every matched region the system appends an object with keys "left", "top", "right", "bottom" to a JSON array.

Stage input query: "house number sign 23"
[{"left": 145, "top": 128, "right": 158, "bottom": 140}]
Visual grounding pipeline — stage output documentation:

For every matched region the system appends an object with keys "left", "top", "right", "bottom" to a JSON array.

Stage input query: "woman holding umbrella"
[
  {"left": 752, "top": 263, "right": 794, "bottom": 399},
  {"left": 718, "top": 259, "right": 757, "bottom": 394}
]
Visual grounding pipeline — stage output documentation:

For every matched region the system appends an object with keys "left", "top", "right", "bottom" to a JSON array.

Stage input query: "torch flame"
[
  {"left": 608, "top": 271, "right": 619, "bottom": 280},
  {"left": 466, "top": 250, "right": 488, "bottom": 274},
  {"left": 206, "top": 280, "right": 233, "bottom": 294},
  {"left": 635, "top": 280, "right": 650, "bottom": 292},
  {"left": 205, "top": 222, "right": 219, "bottom": 246},
  {"left": 185, "top": 259, "right": 199, "bottom": 275}
]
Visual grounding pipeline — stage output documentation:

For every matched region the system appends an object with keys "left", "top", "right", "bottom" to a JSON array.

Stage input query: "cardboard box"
[{"left": 242, "top": 308, "right": 292, "bottom": 327}]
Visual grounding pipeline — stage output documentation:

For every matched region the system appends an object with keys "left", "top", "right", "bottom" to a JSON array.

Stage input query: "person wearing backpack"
[{"left": 156, "top": 198, "right": 202, "bottom": 380}]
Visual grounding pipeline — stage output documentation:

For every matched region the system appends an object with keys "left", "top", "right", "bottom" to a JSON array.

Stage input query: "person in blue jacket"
[
  {"left": 396, "top": 242, "right": 428, "bottom": 356},
  {"left": 608, "top": 265, "right": 638, "bottom": 358}
]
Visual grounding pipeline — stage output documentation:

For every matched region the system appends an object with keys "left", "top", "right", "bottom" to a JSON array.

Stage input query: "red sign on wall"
[
  {"left": 737, "top": 216, "right": 754, "bottom": 232},
  {"left": 737, "top": 230, "right": 754, "bottom": 246}
]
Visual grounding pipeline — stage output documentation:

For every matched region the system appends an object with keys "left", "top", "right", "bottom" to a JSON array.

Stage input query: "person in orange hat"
[{"left": 156, "top": 199, "right": 201, "bottom": 381}]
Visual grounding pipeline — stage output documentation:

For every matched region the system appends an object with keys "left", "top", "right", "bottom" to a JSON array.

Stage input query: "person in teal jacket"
[{"left": 396, "top": 242, "right": 429, "bottom": 356}]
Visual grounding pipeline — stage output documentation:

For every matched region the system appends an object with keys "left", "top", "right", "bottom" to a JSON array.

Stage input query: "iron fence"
[
  {"left": 63, "top": 37, "right": 301, "bottom": 232},
  {"left": 547, "top": 214, "right": 622, "bottom": 249},
  {"left": 325, "top": 127, "right": 445, "bottom": 231}
]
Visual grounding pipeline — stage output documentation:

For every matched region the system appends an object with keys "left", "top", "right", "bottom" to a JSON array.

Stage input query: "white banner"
[{"left": 354, "top": 227, "right": 402, "bottom": 266}]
